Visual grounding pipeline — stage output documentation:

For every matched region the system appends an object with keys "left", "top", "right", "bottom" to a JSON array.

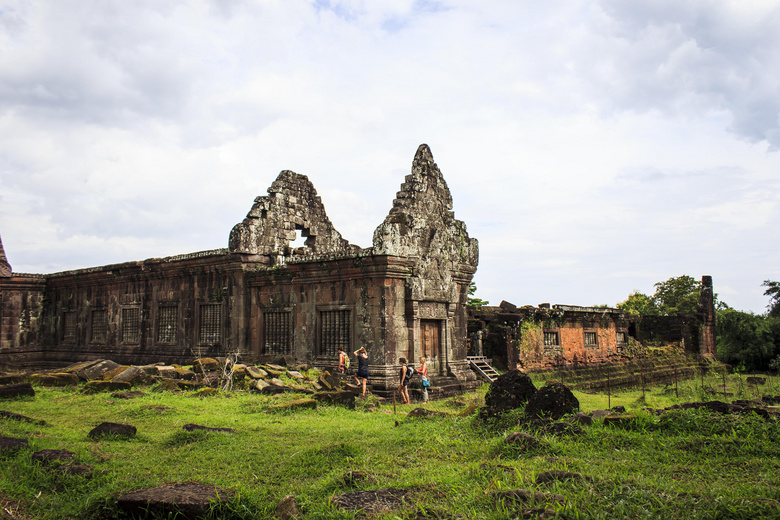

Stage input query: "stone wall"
[
  {"left": 0, "top": 274, "right": 46, "bottom": 365},
  {"left": 469, "top": 275, "right": 718, "bottom": 371},
  {"left": 0, "top": 145, "right": 479, "bottom": 393},
  {"left": 470, "top": 304, "right": 633, "bottom": 371}
]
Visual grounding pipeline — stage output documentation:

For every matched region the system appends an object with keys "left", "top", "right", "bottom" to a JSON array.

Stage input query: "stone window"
[
  {"left": 156, "top": 304, "right": 178, "bottom": 344},
  {"left": 199, "top": 303, "right": 222, "bottom": 345},
  {"left": 616, "top": 331, "right": 628, "bottom": 345},
  {"left": 319, "top": 308, "right": 351, "bottom": 357},
  {"left": 90, "top": 309, "right": 107, "bottom": 343},
  {"left": 543, "top": 331, "right": 559, "bottom": 346},
  {"left": 121, "top": 307, "right": 141, "bottom": 344},
  {"left": 263, "top": 310, "right": 292, "bottom": 355},
  {"left": 63, "top": 311, "right": 77, "bottom": 341},
  {"left": 584, "top": 331, "right": 598, "bottom": 348}
]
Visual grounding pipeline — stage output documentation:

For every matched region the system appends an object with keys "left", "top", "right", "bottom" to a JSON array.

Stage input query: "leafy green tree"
[
  {"left": 617, "top": 291, "right": 657, "bottom": 316},
  {"left": 467, "top": 282, "right": 489, "bottom": 308},
  {"left": 716, "top": 309, "right": 780, "bottom": 371},
  {"left": 763, "top": 280, "right": 780, "bottom": 317},
  {"left": 652, "top": 275, "right": 702, "bottom": 315}
]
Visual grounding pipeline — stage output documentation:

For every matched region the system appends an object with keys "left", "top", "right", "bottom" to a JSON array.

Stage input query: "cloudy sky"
[{"left": 1, "top": 0, "right": 779, "bottom": 313}]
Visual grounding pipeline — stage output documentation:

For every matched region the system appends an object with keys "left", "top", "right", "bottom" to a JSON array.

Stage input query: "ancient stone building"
[
  {"left": 468, "top": 275, "right": 717, "bottom": 371},
  {"left": 0, "top": 145, "right": 480, "bottom": 394}
]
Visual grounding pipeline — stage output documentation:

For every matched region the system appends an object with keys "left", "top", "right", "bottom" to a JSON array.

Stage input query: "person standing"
[
  {"left": 419, "top": 356, "right": 430, "bottom": 403},
  {"left": 338, "top": 347, "right": 348, "bottom": 374},
  {"left": 398, "top": 357, "right": 411, "bottom": 405},
  {"left": 353, "top": 347, "right": 369, "bottom": 396}
]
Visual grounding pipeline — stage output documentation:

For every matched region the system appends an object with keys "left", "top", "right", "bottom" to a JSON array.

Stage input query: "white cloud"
[{"left": 1, "top": 0, "right": 779, "bottom": 314}]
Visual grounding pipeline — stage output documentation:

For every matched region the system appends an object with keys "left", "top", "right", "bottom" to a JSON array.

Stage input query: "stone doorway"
[{"left": 420, "top": 319, "right": 441, "bottom": 375}]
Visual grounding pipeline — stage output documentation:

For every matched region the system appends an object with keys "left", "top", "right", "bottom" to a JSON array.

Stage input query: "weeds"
[{"left": 1, "top": 375, "right": 779, "bottom": 519}]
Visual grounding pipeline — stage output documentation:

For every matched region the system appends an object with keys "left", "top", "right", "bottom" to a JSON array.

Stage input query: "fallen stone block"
[
  {"left": 88, "top": 422, "right": 137, "bottom": 440},
  {"left": 156, "top": 366, "right": 178, "bottom": 378},
  {"left": 407, "top": 407, "right": 448, "bottom": 418},
  {"left": 117, "top": 482, "right": 233, "bottom": 519},
  {"left": 246, "top": 366, "right": 268, "bottom": 379},
  {"left": 111, "top": 391, "right": 146, "bottom": 399},
  {"left": 192, "top": 358, "right": 220, "bottom": 374},
  {"left": 30, "top": 372, "right": 79, "bottom": 387},
  {"left": 82, "top": 381, "right": 132, "bottom": 394},
  {"left": 175, "top": 367, "right": 197, "bottom": 381},
  {"left": 504, "top": 432, "right": 539, "bottom": 448},
  {"left": 32, "top": 449, "right": 75, "bottom": 464},
  {"left": 182, "top": 424, "right": 236, "bottom": 434},
  {"left": 153, "top": 379, "right": 181, "bottom": 392},
  {"left": 77, "top": 360, "right": 121, "bottom": 381},
  {"left": 276, "top": 495, "right": 299, "bottom": 520},
  {"left": 111, "top": 366, "right": 151, "bottom": 385},
  {"left": 313, "top": 391, "right": 356, "bottom": 409},
  {"left": 0, "top": 410, "right": 46, "bottom": 425},
  {"left": 0, "top": 435, "right": 29, "bottom": 454},
  {"left": 489, "top": 489, "right": 565, "bottom": 505},
  {"left": 332, "top": 488, "right": 412, "bottom": 515},
  {"left": 191, "top": 388, "right": 219, "bottom": 397},
  {"left": 0, "top": 374, "right": 26, "bottom": 385},
  {"left": 524, "top": 382, "right": 579, "bottom": 420},
  {"left": 0, "top": 383, "right": 35, "bottom": 399}
]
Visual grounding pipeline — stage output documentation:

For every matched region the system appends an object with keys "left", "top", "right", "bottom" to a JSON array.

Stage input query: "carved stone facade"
[{"left": 0, "top": 145, "right": 479, "bottom": 394}]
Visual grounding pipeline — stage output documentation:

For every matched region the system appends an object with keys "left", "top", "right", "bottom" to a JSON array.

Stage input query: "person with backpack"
[{"left": 398, "top": 357, "right": 412, "bottom": 404}]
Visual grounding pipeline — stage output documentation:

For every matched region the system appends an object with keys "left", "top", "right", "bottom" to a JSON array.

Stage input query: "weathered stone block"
[
  {"left": 0, "top": 383, "right": 35, "bottom": 398},
  {"left": 82, "top": 381, "right": 132, "bottom": 394},
  {"left": 88, "top": 422, "right": 137, "bottom": 439}
]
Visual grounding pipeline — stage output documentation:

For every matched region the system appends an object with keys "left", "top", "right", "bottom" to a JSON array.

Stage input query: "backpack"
[
  {"left": 406, "top": 365, "right": 416, "bottom": 379},
  {"left": 344, "top": 356, "right": 351, "bottom": 369}
]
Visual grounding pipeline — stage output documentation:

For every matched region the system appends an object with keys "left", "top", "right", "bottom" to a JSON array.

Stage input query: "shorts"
[{"left": 357, "top": 368, "right": 369, "bottom": 378}]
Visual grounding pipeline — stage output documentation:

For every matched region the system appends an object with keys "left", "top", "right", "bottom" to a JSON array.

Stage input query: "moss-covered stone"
[{"left": 82, "top": 380, "right": 132, "bottom": 394}]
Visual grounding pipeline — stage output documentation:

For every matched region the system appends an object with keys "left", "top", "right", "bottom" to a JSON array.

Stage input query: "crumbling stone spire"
[
  {"left": 229, "top": 170, "right": 357, "bottom": 257},
  {"left": 373, "top": 144, "right": 478, "bottom": 300},
  {"left": 0, "top": 234, "right": 11, "bottom": 277},
  {"left": 373, "top": 144, "right": 478, "bottom": 265}
]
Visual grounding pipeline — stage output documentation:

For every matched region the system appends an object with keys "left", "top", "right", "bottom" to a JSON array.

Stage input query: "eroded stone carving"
[
  {"left": 0, "top": 235, "right": 11, "bottom": 277},
  {"left": 228, "top": 170, "right": 359, "bottom": 258},
  {"left": 373, "top": 144, "right": 479, "bottom": 301}
]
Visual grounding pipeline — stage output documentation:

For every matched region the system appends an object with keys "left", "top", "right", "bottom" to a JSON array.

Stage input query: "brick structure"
[
  {"left": 0, "top": 145, "right": 480, "bottom": 394},
  {"left": 469, "top": 275, "right": 717, "bottom": 371}
]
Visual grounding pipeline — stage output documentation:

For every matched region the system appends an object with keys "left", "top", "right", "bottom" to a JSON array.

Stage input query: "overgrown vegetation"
[
  {"left": 616, "top": 276, "right": 780, "bottom": 373},
  {"left": 2, "top": 369, "right": 780, "bottom": 519}
]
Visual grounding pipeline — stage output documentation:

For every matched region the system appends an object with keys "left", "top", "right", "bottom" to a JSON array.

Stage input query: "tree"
[
  {"left": 467, "top": 282, "right": 489, "bottom": 308},
  {"left": 616, "top": 291, "right": 657, "bottom": 316},
  {"left": 763, "top": 280, "right": 780, "bottom": 317},
  {"left": 716, "top": 308, "right": 780, "bottom": 371},
  {"left": 652, "top": 275, "right": 702, "bottom": 315}
]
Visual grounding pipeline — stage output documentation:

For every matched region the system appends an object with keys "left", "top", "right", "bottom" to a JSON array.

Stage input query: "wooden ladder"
[{"left": 466, "top": 356, "right": 499, "bottom": 383}]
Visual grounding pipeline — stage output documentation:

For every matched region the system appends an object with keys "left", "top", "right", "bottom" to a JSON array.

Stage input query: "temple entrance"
[{"left": 420, "top": 319, "right": 442, "bottom": 374}]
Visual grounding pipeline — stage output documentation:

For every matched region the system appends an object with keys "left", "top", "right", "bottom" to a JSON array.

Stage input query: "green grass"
[{"left": 1, "top": 372, "right": 779, "bottom": 519}]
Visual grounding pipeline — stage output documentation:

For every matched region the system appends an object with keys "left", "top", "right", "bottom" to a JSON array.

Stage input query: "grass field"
[{"left": 1, "top": 369, "right": 779, "bottom": 519}]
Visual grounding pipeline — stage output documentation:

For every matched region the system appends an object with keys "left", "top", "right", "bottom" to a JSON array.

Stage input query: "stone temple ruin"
[
  {"left": 0, "top": 144, "right": 718, "bottom": 393},
  {"left": 0, "top": 145, "right": 480, "bottom": 394}
]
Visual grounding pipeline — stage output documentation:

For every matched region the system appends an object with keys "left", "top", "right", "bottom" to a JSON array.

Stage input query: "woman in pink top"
[{"left": 419, "top": 356, "right": 429, "bottom": 403}]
